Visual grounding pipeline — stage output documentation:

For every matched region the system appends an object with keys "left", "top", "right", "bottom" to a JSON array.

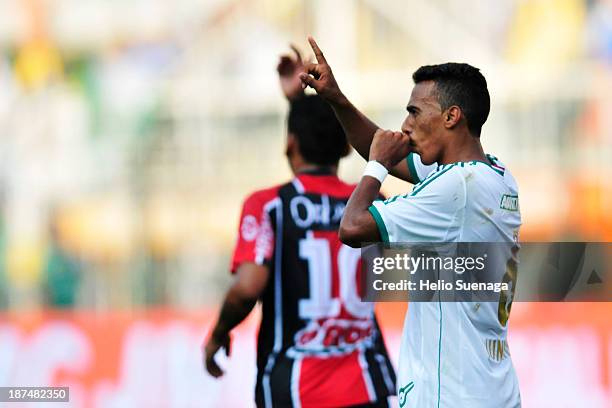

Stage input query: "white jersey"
[{"left": 369, "top": 153, "right": 522, "bottom": 407}]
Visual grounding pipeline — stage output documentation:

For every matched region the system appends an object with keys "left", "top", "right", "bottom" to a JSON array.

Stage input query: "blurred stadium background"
[{"left": 0, "top": 0, "right": 611, "bottom": 406}]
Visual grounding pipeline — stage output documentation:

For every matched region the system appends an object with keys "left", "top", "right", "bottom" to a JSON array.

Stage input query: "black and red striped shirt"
[{"left": 231, "top": 168, "right": 396, "bottom": 408}]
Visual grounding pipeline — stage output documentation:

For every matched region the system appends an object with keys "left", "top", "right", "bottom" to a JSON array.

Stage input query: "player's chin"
[
  {"left": 419, "top": 152, "right": 437, "bottom": 166},
  {"left": 407, "top": 136, "right": 419, "bottom": 152}
]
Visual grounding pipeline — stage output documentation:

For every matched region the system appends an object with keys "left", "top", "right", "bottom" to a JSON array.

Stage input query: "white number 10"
[{"left": 298, "top": 232, "right": 372, "bottom": 319}]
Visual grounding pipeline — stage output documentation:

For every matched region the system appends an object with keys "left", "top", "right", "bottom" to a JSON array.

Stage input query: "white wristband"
[{"left": 363, "top": 160, "right": 388, "bottom": 183}]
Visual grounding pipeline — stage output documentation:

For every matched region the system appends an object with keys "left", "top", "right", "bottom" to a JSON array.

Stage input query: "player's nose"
[
  {"left": 401, "top": 128, "right": 412, "bottom": 142},
  {"left": 401, "top": 120, "right": 412, "bottom": 135}
]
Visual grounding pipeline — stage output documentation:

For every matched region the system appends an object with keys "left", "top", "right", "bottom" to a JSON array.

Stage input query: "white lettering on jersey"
[{"left": 290, "top": 196, "right": 346, "bottom": 228}]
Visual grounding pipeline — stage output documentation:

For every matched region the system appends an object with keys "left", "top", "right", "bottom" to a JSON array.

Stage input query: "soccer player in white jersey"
[{"left": 300, "top": 37, "right": 522, "bottom": 407}]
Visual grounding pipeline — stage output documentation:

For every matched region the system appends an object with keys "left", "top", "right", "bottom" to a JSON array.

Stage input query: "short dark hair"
[
  {"left": 412, "top": 63, "right": 490, "bottom": 136},
  {"left": 288, "top": 95, "right": 349, "bottom": 165}
]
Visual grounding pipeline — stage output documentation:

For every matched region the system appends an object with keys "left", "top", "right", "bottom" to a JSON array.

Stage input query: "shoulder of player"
[
  {"left": 324, "top": 181, "right": 358, "bottom": 198},
  {"left": 378, "top": 165, "right": 463, "bottom": 204},
  {"left": 410, "top": 163, "right": 466, "bottom": 195},
  {"left": 241, "top": 185, "right": 282, "bottom": 209},
  {"left": 294, "top": 173, "right": 356, "bottom": 198}
]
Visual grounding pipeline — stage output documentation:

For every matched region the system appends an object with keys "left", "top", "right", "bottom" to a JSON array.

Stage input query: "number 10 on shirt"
[{"left": 298, "top": 231, "right": 372, "bottom": 320}]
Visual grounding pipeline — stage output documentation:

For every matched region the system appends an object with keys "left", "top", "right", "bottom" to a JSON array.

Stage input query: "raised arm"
[
  {"left": 340, "top": 129, "right": 411, "bottom": 247},
  {"left": 299, "top": 37, "right": 416, "bottom": 183}
]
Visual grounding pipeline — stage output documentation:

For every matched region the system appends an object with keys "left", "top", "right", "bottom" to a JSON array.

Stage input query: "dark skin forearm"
[
  {"left": 339, "top": 176, "right": 382, "bottom": 247},
  {"left": 330, "top": 94, "right": 417, "bottom": 183},
  {"left": 210, "top": 263, "right": 268, "bottom": 340},
  {"left": 205, "top": 287, "right": 256, "bottom": 378},
  {"left": 204, "top": 263, "right": 268, "bottom": 377},
  {"left": 330, "top": 94, "right": 380, "bottom": 162},
  {"left": 339, "top": 129, "right": 411, "bottom": 247},
  {"left": 211, "top": 288, "right": 257, "bottom": 340}
]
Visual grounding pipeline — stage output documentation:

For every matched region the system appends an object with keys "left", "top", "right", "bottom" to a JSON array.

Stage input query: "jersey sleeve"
[
  {"left": 230, "top": 192, "right": 276, "bottom": 273},
  {"left": 368, "top": 166, "right": 465, "bottom": 243},
  {"left": 406, "top": 152, "right": 437, "bottom": 184}
]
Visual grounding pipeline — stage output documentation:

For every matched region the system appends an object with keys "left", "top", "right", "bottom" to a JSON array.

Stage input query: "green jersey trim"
[
  {"left": 411, "top": 164, "right": 456, "bottom": 196},
  {"left": 407, "top": 152, "right": 421, "bottom": 184},
  {"left": 452, "top": 158, "right": 504, "bottom": 176},
  {"left": 368, "top": 205, "right": 390, "bottom": 244}
]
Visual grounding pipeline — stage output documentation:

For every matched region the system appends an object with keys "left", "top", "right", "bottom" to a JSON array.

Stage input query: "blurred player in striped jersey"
[{"left": 203, "top": 47, "right": 396, "bottom": 408}]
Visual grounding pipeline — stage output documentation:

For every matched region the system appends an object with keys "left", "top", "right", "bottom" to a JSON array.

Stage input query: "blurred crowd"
[{"left": 0, "top": 0, "right": 610, "bottom": 310}]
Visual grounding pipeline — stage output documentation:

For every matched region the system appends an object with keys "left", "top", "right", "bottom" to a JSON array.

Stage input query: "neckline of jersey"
[
  {"left": 436, "top": 154, "right": 504, "bottom": 176},
  {"left": 296, "top": 166, "right": 336, "bottom": 176}
]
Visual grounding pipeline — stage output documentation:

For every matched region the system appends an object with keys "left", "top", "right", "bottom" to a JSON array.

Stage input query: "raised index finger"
[{"left": 308, "top": 36, "right": 327, "bottom": 64}]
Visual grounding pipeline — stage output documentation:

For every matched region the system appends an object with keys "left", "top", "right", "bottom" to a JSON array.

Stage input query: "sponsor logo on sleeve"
[
  {"left": 240, "top": 215, "right": 259, "bottom": 242},
  {"left": 500, "top": 194, "right": 519, "bottom": 212}
]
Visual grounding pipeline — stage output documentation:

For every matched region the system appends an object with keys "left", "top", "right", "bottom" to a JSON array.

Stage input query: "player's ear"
[{"left": 444, "top": 106, "right": 462, "bottom": 129}]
